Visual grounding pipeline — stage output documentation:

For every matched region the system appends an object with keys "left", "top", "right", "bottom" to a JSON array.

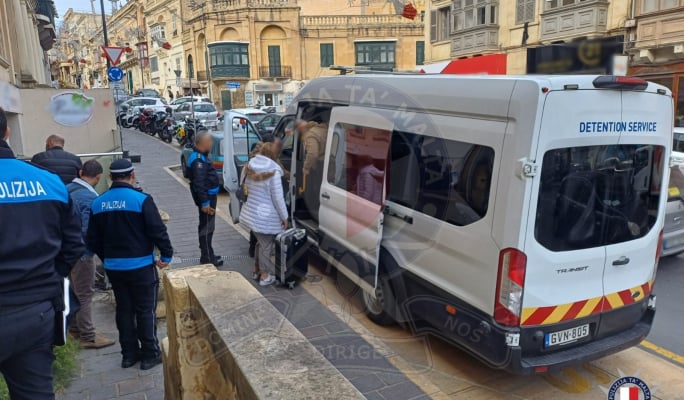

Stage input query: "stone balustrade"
[{"left": 162, "top": 265, "right": 365, "bottom": 400}]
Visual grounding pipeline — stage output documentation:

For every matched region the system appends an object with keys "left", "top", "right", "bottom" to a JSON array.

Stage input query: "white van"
[{"left": 223, "top": 75, "right": 673, "bottom": 374}]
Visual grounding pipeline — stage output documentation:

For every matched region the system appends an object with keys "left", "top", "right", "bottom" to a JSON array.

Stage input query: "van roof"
[{"left": 294, "top": 74, "right": 671, "bottom": 119}]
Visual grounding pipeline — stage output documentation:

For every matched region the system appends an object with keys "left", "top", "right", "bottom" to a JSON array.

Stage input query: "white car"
[
  {"left": 174, "top": 102, "right": 220, "bottom": 128},
  {"left": 119, "top": 97, "right": 168, "bottom": 127},
  {"left": 169, "top": 96, "right": 212, "bottom": 111},
  {"left": 662, "top": 128, "right": 684, "bottom": 257},
  {"left": 230, "top": 108, "right": 267, "bottom": 123}
]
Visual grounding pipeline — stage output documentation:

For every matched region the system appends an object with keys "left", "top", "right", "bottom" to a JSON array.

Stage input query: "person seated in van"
[
  {"left": 240, "top": 142, "right": 289, "bottom": 287},
  {"left": 356, "top": 155, "right": 384, "bottom": 205}
]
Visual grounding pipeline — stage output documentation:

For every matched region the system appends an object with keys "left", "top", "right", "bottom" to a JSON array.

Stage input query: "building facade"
[
  {"left": 0, "top": 0, "right": 57, "bottom": 151},
  {"left": 628, "top": 2, "right": 684, "bottom": 126},
  {"left": 180, "top": 0, "right": 425, "bottom": 110},
  {"left": 144, "top": 0, "right": 186, "bottom": 99},
  {"left": 423, "top": 0, "right": 631, "bottom": 76},
  {"left": 51, "top": 8, "right": 104, "bottom": 89}
]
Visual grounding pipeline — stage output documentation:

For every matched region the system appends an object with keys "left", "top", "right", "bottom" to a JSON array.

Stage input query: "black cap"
[{"left": 110, "top": 159, "right": 134, "bottom": 175}]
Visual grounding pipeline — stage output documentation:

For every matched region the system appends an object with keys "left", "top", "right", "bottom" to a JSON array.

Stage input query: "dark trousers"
[
  {"left": 106, "top": 266, "right": 159, "bottom": 361},
  {"left": 0, "top": 300, "right": 55, "bottom": 400},
  {"left": 199, "top": 195, "right": 217, "bottom": 263}
]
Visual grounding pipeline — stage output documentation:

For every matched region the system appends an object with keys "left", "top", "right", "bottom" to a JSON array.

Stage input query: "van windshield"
[{"left": 535, "top": 145, "right": 664, "bottom": 251}]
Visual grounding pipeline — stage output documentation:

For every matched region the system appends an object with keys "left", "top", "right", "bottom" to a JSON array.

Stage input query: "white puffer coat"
[{"left": 239, "top": 155, "right": 288, "bottom": 234}]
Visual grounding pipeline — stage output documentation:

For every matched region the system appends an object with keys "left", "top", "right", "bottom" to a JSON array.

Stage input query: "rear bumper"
[{"left": 510, "top": 299, "right": 655, "bottom": 374}]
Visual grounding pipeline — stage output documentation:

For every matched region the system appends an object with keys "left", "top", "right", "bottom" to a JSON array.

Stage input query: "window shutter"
[{"left": 430, "top": 10, "right": 438, "bottom": 41}]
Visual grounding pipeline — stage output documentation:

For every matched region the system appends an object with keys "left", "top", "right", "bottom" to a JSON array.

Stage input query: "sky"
[{"left": 54, "top": 0, "right": 115, "bottom": 19}]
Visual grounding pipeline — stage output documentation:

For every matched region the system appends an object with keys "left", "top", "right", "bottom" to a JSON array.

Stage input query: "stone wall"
[{"left": 162, "top": 265, "right": 364, "bottom": 400}]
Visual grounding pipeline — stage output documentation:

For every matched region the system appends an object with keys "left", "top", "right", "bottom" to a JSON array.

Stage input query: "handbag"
[{"left": 235, "top": 169, "right": 248, "bottom": 203}]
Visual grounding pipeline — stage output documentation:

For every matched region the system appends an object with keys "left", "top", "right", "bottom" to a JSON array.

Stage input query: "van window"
[
  {"left": 388, "top": 131, "right": 495, "bottom": 226},
  {"left": 535, "top": 145, "right": 664, "bottom": 251},
  {"left": 327, "top": 123, "right": 390, "bottom": 206}
]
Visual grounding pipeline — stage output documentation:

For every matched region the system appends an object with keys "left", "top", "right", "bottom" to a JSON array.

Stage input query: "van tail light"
[
  {"left": 593, "top": 76, "right": 648, "bottom": 90},
  {"left": 494, "top": 248, "right": 527, "bottom": 327},
  {"left": 655, "top": 230, "right": 664, "bottom": 264}
]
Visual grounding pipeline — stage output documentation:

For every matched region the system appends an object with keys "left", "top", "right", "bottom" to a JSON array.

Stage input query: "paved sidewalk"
[{"left": 58, "top": 129, "right": 429, "bottom": 400}]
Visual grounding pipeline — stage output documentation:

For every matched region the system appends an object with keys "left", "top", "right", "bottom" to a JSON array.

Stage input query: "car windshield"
[
  {"left": 194, "top": 104, "right": 216, "bottom": 112},
  {"left": 535, "top": 144, "right": 665, "bottom": 251}
]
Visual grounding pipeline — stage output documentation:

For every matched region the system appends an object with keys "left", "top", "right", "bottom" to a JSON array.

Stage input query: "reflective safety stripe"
[
  {"left": 521, "top": 280, "right": 653, "bottom": 326},
  {"left": 208, "top": 186, "right": 219, "bottom": 195},
  {"left": 103, "top": 254, "right": 155, "bottom": 271}
]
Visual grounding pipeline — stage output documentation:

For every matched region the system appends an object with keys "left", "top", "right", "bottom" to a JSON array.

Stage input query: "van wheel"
[
  {"left": 363, "top": 275, "right": 396, "bottom": 326},
  {"left": 180, "top": 156, "right": 188, "bottom": 178}
]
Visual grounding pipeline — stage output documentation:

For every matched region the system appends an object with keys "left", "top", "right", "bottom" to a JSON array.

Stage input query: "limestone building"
[
  {"left": 627, "top": 2, "right": 684, "bottom": 126},
  {"left": 0, "top": 0, "right": 58, "bottom": 150},
  {"left": 423, "top": 0, "right": 631, "bottom": 76},
  {"left": 180, "top": 0, "right": 425, "bottom": 110}
]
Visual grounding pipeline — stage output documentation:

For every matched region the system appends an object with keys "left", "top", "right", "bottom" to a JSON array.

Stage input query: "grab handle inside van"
[{"left": 298, "top": 174, "right": 307, "bottom": 195}]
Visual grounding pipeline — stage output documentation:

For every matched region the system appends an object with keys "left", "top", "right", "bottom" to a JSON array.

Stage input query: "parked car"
[
  {"left": 121, "top": 97, "right": 168, "bottom": 128},
  {"left": 174, "top": 102, "right": 220, "bottom": 129},
  {"left": 180, "top": 125, "right": 261, "bottom": 186},
  {"left": 662, "top": 128, "right": 684, "bottom": 257},
  {"left": 230, "top": 108, "right": 266, "bottom": 124},
  {"left": 169, "top": 96, "right": 212, "bottom": 111},
  {"left": 134, "top": 88, "right": 161, "bottom": 98},
  {"left": 255, "top": 112, "right": 283, "bottom": 138}
]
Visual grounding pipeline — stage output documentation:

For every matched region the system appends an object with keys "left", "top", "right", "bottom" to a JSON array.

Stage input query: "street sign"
[
  {"left": 226, "top": 81, "right": 240, "bottom": 89},
  {"left": 109, "top": 81, "right": 124, "bottom": 91},
  {"left": 101, "top": 46, "right": 125, "bottom": 66},
  {"left": 108, "top": 66, "right": 124, "bottom": 82}
]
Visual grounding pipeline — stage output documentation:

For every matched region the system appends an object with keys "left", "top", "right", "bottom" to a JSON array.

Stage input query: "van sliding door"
[{"left": 318, "top": 106, "right": 392, "bottom": 291}]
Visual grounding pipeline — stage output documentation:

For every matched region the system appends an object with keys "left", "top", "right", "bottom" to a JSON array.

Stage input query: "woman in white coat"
[{"left": 239, "top": 142, "right": 289, "bottom": 286}]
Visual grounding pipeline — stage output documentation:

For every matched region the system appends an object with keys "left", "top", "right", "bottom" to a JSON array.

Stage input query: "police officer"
[
  {"left": 86, "top": 159, "right": 173, "bottom": 370},
  {"left": 0, "top": 107, "right": 85, "bottom": 399},
  {"left": 187, "top": 131, "right": 223, "bottom": 267}
]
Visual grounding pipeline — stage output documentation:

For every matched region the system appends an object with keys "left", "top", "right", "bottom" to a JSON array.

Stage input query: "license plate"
[{"left": 544, "top": 324, "right": 590, "bottom": 347}]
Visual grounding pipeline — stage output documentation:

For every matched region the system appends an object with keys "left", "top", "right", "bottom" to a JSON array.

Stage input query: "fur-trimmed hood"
[{"left": 244, "top": 155, "right": 282, "bottom": 181}]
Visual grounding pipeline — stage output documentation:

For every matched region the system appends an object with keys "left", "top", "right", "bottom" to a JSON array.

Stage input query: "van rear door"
[
  {"left": 599, "top": 90, "right": 671, "bottom": 327},
  {"left": 521, "top": 89, "right": 617, "bottom": 336}
]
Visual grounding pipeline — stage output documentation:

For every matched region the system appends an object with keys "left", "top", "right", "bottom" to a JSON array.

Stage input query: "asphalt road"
[{"left": 649, "top": 254, "right": 684, "bottom": 359}]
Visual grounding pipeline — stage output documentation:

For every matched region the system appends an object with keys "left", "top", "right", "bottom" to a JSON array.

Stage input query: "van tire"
[{"left": 363, "top": 273, "right": 396, "bottom": 327}]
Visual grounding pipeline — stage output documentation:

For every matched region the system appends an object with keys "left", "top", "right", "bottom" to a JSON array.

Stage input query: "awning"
[
  {"left": 441, "top": 54, "right": 507, "bottom": 75},
  {"left": 416, "top": 61, "right": 450, "bottom": 74}
]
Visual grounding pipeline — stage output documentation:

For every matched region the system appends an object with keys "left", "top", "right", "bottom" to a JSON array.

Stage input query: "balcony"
[
  {"left": 633, "top": 8, "right": 684, "bottom": 51},
  {"left": 539, "top": 0, "right": 609, "bottom": 41},
  {"left": 300, "top": 15, "right": 423, "bottom": 38},
  {"left": 450, "top": 26, "right": 499, "bottom": 58},
  {"left": 35, "top": 0, "right": 57, "bottom": 51},
  {"left": 186, "top": 0, "right": 297, "bottom": 21},
  {"left": 211, "top": 65, "right": 250, "bottom": 78},
  {"left": 259, "top": 65, "right": 292, "bottom": 79}
]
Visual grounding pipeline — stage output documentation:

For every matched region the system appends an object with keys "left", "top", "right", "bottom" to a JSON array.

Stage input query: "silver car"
[
  {"left": 174, "top": 102, "right": 219, "bottom": 129},
  {"left": 663, "top": 147, "right": 684, "bottom": 257}
]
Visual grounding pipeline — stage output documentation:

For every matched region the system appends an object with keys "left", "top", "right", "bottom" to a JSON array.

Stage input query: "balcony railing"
[
  {"left": 300, "top": 14, "right": 422, "bottom": 29},
  {"left": 259, "top": 65, "right": 292, "bottom": 79},
  {"left": 187, "top": 0, "right": 297, "bottom": 20}
]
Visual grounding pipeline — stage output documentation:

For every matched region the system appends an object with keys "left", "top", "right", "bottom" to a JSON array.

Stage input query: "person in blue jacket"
[
  {"left": 0, "top": 107, "right": 85, "bottom": 399},
  {"left": 86, "top": 159, "right": 173, "bottom": 370},
  {"left": 66, "top": 160, "right": 115, "bottom": 349},
  {"left": 186, "top": 131, "right": 223, "bottom": 267}
]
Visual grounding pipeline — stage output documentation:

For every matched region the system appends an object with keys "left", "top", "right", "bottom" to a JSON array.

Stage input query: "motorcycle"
[
  {"left": 180, "top": 117, "right": 206, "bottom": 147},
  {"left": 138, "top": 108, "right": 155, "bottom": 135},
  {"left": 158, "top": 115, "right": 174, "bottom": 143}
]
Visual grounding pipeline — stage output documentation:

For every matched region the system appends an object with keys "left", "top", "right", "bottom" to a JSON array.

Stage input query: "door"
[
  {"left": 264, "top": 93, "right": 274, "bottom": 107},
  {"left": 221, "top": 90, "right": 232, "bottom": 111},
  {"left": 601, "top": 90, "right": 671, "bottom": 310},
  {"left": 268, "top": 46, "right": 281, "bottom": 77},
  {"left": 319, "top": 106, "right": 392, "bottom": 290},
  {"left": 222, "top": 111, "right": 262, "bottom": 223},
  {"left": 522, "top": 89, "right": 622, "bottom": 330}
]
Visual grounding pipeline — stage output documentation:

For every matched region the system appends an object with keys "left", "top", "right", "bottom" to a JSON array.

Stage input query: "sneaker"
[
  {"left": 259, "top": 274, "right": 276, "bottom": 287},
  {"left": 140, "top": 355, "right": 162, "bottom": 370},
  {"left": 80, "top": 334, "right": 115, "bottom": 349},
  {"left": 252, "top": 270, "right": 260, "bottom": 281},
  {"left": 121, "top": 356, "right": 139, "bottom": 369}
]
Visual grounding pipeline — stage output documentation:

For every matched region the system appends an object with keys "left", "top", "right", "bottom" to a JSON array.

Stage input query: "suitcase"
[{"left": 274, "top": 228, "right": 309, "bottom": 289}]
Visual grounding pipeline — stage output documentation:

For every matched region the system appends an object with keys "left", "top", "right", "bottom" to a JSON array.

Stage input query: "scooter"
[
  {"left": 182, "top": 118, "right": 206, "bottom": 147},
  {"left": 158, "top": 115, "right": 174, "bottom": 143}
]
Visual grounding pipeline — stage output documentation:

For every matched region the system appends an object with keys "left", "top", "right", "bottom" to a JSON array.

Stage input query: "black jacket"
[
  {"left": 87, "top": 182, "right": 173, "bottom": 271},
  {"left": 187, "top": 147, "right": 220, "bottom": 207},
  {"left": 31, "top": 146, "right": 83, "bottom": 185},
  {"left": 0, "top": 139, "right": 85, "bottom": 306}
]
